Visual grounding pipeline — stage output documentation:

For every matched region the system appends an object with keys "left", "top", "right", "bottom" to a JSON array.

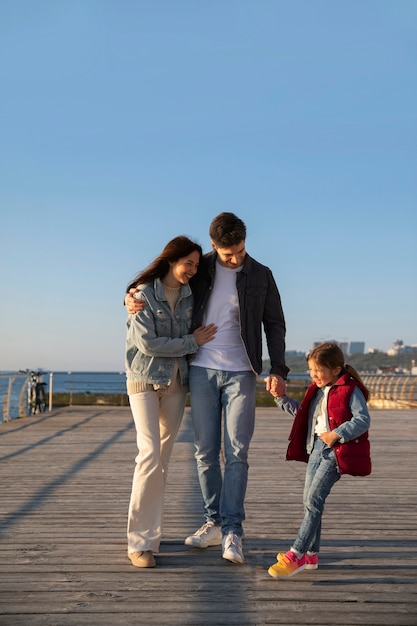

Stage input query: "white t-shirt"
[
  {"left": 191, "top": 261, "right": 252, "bottom": 371},
  {"left": 314, "top": 385, "right": 331, "bottom": 436}
]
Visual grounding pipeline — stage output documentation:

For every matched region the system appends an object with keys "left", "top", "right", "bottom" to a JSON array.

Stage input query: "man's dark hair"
[{"left": 209, "top": 212, "right": 247, "bottom": 247}]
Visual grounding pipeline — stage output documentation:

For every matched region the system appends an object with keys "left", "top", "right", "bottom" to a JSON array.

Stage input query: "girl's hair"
[
  {"left": 127, "top": 236, "right": 202, "bottom": 290},
  {"left": 209, "top": 212, "right": 246, "bottom": 247},
  {"left": 307, "top": 341, "right": 369, "bottom": 394}
]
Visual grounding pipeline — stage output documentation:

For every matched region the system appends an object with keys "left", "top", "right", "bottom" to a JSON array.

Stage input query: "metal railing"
[
  {"left": 362, "top": 375, "right": 417, "bottom": 408},
  {"left": 1, "top": 371, "right": 128, "bottom": 422},
  {"left": 1, "top": 371, "right": 416, "bottom": 423},
  {"left": 2, "top": 372, "right": 30, "bottom": 422},
  {"left": 1, "top": 371, "right": 54, "bottom": 423}
]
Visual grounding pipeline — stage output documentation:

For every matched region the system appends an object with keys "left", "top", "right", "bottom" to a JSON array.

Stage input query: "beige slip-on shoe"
[{"left": 128, "top": 550, "right": 156, "bottom": 568}]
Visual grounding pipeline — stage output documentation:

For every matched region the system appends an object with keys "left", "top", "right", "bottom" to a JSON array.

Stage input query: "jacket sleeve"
[
  {"left": 275, "top": 395, "right": 299, "bottom": 417},
  {"left": 263, "top": 269, "right": 290, "bottom": 379}
]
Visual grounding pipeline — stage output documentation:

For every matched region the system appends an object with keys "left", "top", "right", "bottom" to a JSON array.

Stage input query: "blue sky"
[{"left": 1, "top": 0, "right": 416, "bottom": 372}]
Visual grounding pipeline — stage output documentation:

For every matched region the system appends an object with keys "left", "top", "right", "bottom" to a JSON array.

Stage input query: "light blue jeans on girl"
[{"left": 291, "top": 437, "right": 340, "bottom": 555}]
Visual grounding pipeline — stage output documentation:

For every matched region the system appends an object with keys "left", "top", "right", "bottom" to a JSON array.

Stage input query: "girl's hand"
[
  {"left": 125, "top": 289, "right": 145, "bottom": 314},
  {"left": 320, "top": 431, "right": 341, "bottom": 447},
  {"left": 193, "top": 324, "right": 217, "bottom": 346},
  {"left": 265, "top": 375, "right": 286, "bottom": 398}
]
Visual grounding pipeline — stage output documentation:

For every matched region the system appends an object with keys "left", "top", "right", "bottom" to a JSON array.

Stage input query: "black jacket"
[{"left": 190, "top": 251, "right": 289, "bottom": 378}]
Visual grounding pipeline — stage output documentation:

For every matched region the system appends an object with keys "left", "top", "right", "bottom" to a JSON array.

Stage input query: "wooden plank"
[{"left": 0, "top": 406, "right": 416, "bottom": 626}]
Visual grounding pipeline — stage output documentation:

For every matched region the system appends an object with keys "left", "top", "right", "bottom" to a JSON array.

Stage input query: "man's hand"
[
  {"left": 125, "top": 288, "right": 145, "bottom": 315},
  {"left": 265, "top": 375, "right": 286, "bottom": 398}
]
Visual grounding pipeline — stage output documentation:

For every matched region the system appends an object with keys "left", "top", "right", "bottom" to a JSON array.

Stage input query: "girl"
[
  {"left": 125, "top": 236, "right": 216, "bottom": 568},
  {"left": 266, "top": 342, "right": 371, "bottom": 578}
]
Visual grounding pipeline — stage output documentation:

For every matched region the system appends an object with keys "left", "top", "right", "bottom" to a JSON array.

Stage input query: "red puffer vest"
[{"left": 286, "top": 371, "right": 371, "bottom": 476}]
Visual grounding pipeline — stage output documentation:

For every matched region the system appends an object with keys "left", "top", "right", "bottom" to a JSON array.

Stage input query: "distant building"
[
  {"left": 387, "top": 340, "right": 417, "bottom": 356},
  {"left": 349, "top": 342, "right": 365, "bottom": 355},
  {"left": 338, "top": 342, "right": 349, "bottom": 356},
  {"left": 387, "top": 340, "right": 405, "bottom": 355},
  {"left": 312, "top": 340, "right": 348, "bottom": 356}
]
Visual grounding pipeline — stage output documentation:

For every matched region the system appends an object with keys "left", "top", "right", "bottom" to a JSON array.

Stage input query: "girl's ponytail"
[{"left": 345, "top": 364, "right": 370, "bottom": 398}]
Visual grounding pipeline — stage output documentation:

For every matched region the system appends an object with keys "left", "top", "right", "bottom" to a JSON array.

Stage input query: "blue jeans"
[
  {"left": 292, "top": 437, "right": 341, "bottom": 555},
  {"left": 189, "top": 366, "right": 257, "bottom": 536}
]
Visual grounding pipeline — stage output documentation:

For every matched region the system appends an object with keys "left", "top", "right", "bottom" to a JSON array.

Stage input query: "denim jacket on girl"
[{"left": 126, "top": 278, "right": 198, "bottom": 387}]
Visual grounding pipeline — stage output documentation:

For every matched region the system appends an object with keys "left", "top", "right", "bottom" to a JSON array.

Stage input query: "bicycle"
[{"left": 27, "top": 371, "right": 47, "bottom": 415}]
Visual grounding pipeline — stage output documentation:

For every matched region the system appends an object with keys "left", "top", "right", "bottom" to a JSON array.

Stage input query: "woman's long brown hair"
[{"left": 126, "top": 236, "right": 202, "bottom": 291}]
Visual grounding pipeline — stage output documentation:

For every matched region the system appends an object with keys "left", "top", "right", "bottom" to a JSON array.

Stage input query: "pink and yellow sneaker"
[
  {"left": 305, "top": 553, "right": 318, "bottom": 570},
  {"left": 268, "top": 550, "right": 306, "bottom": 579}
]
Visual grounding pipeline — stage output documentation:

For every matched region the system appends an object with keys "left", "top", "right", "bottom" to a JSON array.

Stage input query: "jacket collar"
[
  {"left": 154, "top": 277, "right": 192, "bottom": 301},
  {"left": 205, "top": 250, "right": 251, "bottom": 274}
]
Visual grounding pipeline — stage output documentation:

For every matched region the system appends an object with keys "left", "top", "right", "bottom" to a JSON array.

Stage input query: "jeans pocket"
[{"left": 322, "top": 446, "right": 336, "bottom": 461}]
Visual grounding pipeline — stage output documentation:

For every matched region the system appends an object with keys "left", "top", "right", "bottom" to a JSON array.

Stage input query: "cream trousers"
[{"left": 127, "top": 389, "right": 187, "bottom": 553}]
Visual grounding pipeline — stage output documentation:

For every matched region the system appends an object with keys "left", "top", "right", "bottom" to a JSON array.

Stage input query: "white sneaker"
[
  {"left": 184, "top": 521, "right": 222, "bottom": 548},
  {"left": 222, "top": 532, "right": 244, "bottom": 564}
]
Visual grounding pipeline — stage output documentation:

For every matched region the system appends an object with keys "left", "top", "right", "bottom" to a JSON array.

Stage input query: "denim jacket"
[{"left": 126, "top": 278, "right": 198, "bottom": 386}]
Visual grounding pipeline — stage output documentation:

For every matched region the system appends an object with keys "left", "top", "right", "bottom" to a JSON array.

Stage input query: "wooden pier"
[{"left": 0, "top": 406, "right": 416, "bottom": 625}]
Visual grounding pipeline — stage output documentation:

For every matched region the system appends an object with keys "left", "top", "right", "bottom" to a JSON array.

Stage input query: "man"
[{"left": 126, "top": 213, "right": 288, "bottom": 564}]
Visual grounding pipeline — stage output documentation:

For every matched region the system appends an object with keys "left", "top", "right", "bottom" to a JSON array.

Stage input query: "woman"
[{"left": 125, "top": 236, "right": 216, "bottom": 568}]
